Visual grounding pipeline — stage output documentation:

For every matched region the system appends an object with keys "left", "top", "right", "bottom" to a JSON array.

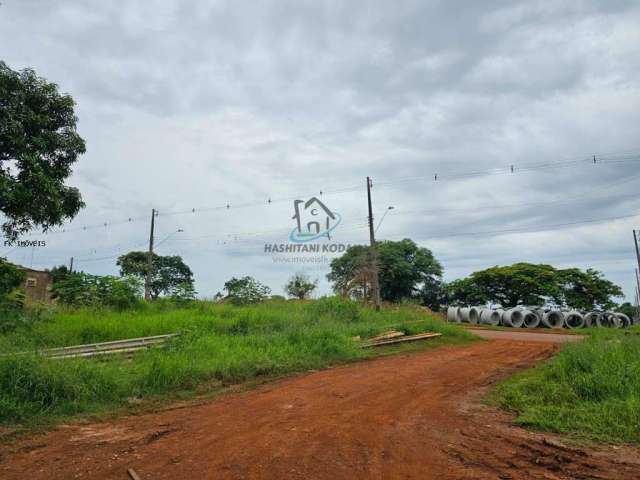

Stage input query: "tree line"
[{"left": 326, "top": 239, "right": 630, "bottom": 313}]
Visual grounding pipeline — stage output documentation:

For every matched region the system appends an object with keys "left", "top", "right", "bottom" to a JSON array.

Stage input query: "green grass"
[
  {"left": 491, "top": 326, "right": 640, "bottom": 443},
  {"left": 0, "top": 299, "right": 473, "bottom": 427}
]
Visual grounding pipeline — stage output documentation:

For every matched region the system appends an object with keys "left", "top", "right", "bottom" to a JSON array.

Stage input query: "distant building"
[{"left": 19, "top": 267, "right": 54, "bottom": 304}]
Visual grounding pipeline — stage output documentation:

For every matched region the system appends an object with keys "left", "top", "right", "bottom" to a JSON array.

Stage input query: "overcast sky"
[{"left": 1, "top": 0, "right": 639, "bottom": 302}]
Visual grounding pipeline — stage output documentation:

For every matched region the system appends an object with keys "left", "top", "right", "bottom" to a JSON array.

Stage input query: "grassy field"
[
  {"left": 492, "top": 327, "right": 640, "bottom": 443},
  {"left": 0, "top": 298, "right": 473, "bottom": 427}
]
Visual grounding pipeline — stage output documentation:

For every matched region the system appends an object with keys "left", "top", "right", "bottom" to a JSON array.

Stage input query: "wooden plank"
[
  {"left": 361, "top": 332, "right": 442, "bottom": 348},
  {"left": 368, "top": 330, "right": 405, "bottom": 342},
  {"left": 127, "top": 468, "right": 142, "bottom": 480}
]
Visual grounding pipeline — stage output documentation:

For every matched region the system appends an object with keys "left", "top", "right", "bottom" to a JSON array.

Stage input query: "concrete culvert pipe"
[
  {"left": 616, "top": 313, "right": 631, "bottom": 328},
  {"left": 468, "top": 307, "right": 480, "bottom": 324},
  {"left": 502, "top": 308, "right": 525, "bottom": 328},
  {"left": 522, "top": 309, "right": 540, "bottom": 328},
  {"left": 584, "top": 312, "right": 602, "bottom": 328},
  {"left": 542, "top": 310, "right": 564, "bottom": 329},
  {"left": 564, "top": 311, "right": 585, "bottom": 329},
  {"left": 447, "top": 306, "right": 460, "bottom": 323},
  {"left": 602, "top": 312, "right": 622, "bottom": 328},
  {"left": 480, "top": 309, "right": 502, "bottom": 326},
  {"left": 458, "top": 307, "right": 471, "bottom": 323}
]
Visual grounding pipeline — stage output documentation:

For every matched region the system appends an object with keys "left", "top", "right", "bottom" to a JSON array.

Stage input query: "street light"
[{"left": 375, "top": 206, "right": 394, "bottom": 233}]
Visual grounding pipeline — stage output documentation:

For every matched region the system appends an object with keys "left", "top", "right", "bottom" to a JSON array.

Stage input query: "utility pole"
[
  {"left": 144, "top": 208, "right": 156, "bottom": 301},
  {"left": 366, "top": 177, "right": 381, "bottom": 311},
  {"left": 634, "top": 230, "right": 640, "bottom": 274},
  {"left": 69, "top": 257, "right": 74, "bottom": 273},
  {"left": 636, "top": 268, "right": 640, "bottom": 313}
]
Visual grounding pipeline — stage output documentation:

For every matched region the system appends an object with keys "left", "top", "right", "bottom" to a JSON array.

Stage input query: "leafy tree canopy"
[
  {"left": 285, "top": 272, "right": 318, "bottom": 300},
  {"left": 51, "top": 272, "right": 142, "bottom": 310},
  {"left": 327, "top": 239, "right": 443, "bottom": 307},
  {"left": 46, "top": 264, "right": 70, "bottom": 284},
  {"left": 0, "top": 62, "right": 85, "bottom": 240},
  {"left": 617, "top": 302, "right": 637, "bottom": 319},
  {"left": 223, "top": 276, "right": 271, "bottom": 305},
  {"left": 0, "top": 258, "right": 25, "bottom": 297},
  {"left": 447, "top": 263, "right": 623, "bottom": 310},
  {"left": 116, "top": 251, "right": 194, "bottom": 299}
]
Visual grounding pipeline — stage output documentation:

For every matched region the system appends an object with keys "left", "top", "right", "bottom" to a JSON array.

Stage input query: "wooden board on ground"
[{"left": 361, "top": 332, "right": 442, "bottom": 348}]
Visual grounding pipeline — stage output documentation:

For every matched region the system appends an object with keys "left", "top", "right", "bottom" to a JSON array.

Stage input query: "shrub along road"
[{"left": 2, "top": 336, "right": 639, "bottom": 479}]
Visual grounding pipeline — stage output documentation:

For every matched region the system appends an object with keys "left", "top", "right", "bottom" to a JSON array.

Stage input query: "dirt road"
[{"left": 1, "top": 336, "right": 639, "bottom": 480}]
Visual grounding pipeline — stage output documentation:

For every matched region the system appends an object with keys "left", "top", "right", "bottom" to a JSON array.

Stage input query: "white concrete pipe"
[
  {"left": 522, "top": 309, "right": 540, "bottom": 328},
  {"left": 616, "top": 313, "right": 631, "bottom": 328},
  {"left": 502, "top": 308, "right": 525, "bottom": 328},
  {"left": 584, "top": 312, "right": 602, "bottom": 328},
  {"left": 602, "top": 312, "right": 621, "bottom": 328},
  {"left": 564, "top": 311, "right": 585, "bottom": 329},
  {"left": 468, "top": 307, "right": 480, "bottom": 324},
  {"left": 447, "top": 306, "right": 461, "bottom": 323},
  {"left": 480, "top": 309, "right": 502, "bottom": 326},
  {"left": 542, "top": 310, "right": 564, "bottom": 329}
]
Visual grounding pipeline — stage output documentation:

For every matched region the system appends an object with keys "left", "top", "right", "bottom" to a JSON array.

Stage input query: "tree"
[
  {"left": 170, "top": 282, "right": 197, "bottom": 305},
  {"left": 0, "top": 62, "right": 86, "bottom": 240},
  {"left": 327, "top": 239, "right": 443, "bottom": 307},
  {"left": 223, "top": 276, "right": 271, "bottom": 305},
  {"left": 452, "top": 263, "right": 559, "bottom": 308},
  {"left": 51, "top": 272, "right": 142, "bottom": 310},
  {"left": 0, "top": 258, "right": 25, "bottom": 297},
  {"left": 617, "top": 302, "right": 636, "bottom": 319},
  {"left": 447, "top": 263, "right": 623, "bottom": 310},
  {"left": 377, "top": 239, "right": 443, "bottom": 303},
  {"left": 326, "top": 244, "right": 372, "bottom": 299},
  {"left": 555, "top": 268, "right": 623, "bottom": 310},
  {"left": 46, "top": 264, "right": 70, "bottom": 284},
  {"left": 116, "top": 251, "right": 194, "bottom": 299},
  {"left": 285, "top": 272, "right": 318, "bottom": 300}
]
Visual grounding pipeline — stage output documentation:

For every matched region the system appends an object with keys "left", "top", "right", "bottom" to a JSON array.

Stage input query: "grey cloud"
[{"left": 1, "top": 0, "right": 639, "bottom": 299}]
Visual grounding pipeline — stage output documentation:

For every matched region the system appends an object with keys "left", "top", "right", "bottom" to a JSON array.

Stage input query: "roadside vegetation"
[
  {"left": 492, "top": 327, "right": 640, "bottom": 443},
  {"left": 0, "top": 298, "right": 473, "bottom": 427}
]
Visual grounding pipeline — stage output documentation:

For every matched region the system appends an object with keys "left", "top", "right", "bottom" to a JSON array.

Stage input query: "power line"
[
  {"left": 421, "top": 212, "right": 640, "bottom": 240},
  {"left": 7, "top": 149, "right": 638, "bottom": 240}
]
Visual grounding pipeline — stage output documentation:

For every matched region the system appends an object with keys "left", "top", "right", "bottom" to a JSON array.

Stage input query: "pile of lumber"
[
  {"left": 8, "top": 334, "right": 178, "bottom": 360},
  {"left": 359, "top": 330, "right": 442, "bottom": 348}
]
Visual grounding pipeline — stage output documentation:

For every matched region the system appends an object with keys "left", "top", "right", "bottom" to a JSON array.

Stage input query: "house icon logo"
[{"left": 290, "top": 197, "right": 342, "bottom": 243}]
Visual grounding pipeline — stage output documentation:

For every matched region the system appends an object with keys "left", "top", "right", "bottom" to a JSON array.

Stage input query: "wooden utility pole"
[
  {"left": 144, "top": 208, "right": 156, "bottom": 300},
  {"left": 634, "top": 230, "right": 640, "bottom": 274},
  {"left": 636, "top": 268, "right": 640, "bottom": 313},
  {"left": 366, "top": 177, "right": 381, "bottom": 311},
  {"left": 69, "top": 256, "right": 74, "bottom": 273}
]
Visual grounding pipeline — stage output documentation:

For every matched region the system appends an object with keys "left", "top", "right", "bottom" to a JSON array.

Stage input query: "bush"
[
  {"left": 169, "top": 282, "right": 197, "bottom": 306},
  {"left": 52, "top": 273, "right": 142, "bottom": 310},
  {"left": 285, "top": 273, "right": 318, "bottom": 300},
  {"left": 0, "top": 259, "right": 25, "bottom": 297},
  {"left": 309, "top": 296, "right": 360, "bottom": 321},
  {"left": 223, "top": 276, "right": 271, "bottom": 306}
]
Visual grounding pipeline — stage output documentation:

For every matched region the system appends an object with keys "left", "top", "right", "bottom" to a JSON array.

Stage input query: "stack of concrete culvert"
[{"left": 446, "top": 306, "right": 635, "bottom": 329}]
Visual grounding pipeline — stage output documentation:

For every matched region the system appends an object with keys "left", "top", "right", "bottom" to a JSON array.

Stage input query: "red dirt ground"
[{"left": 1, "top": 336, "right": 639, "bottom": 479}]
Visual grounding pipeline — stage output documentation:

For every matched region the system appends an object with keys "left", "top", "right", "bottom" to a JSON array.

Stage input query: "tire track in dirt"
[{"left": 1, "top": 339, "right": 639, "bottom": 479}]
